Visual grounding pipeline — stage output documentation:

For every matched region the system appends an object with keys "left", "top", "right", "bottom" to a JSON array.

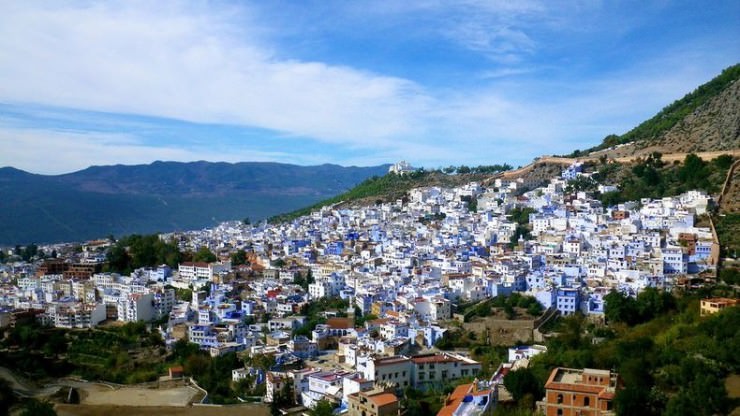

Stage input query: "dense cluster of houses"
[{"left": 0, "top": 161, "right": 720, "bottom": 413}]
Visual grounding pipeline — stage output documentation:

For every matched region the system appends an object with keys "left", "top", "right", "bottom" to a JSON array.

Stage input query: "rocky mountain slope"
[{"left": 587, "top": 64, "right": 740, "bottom": 159}]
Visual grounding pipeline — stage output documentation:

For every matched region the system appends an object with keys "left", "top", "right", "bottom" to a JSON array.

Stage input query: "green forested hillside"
[
  {"left": 0, "top": 162, "right": 388, "bottom": 244},
  {"left": 268, "top": 167, "right": 507, "bottom": 223},
  {"left": 588, "top": 152, "right": 734, "bottom": 206},
  {"left": 575, "top": 64, "right": 740, "bottom": 155}
]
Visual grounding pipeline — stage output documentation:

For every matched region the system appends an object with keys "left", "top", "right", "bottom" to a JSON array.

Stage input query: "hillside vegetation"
[
  {"left": 268, "top": 167, "right": 509, "bottom": 223},
  {"left": 585, "top": 152, "right": 735, "bottom": 206},
  {"left": 435, "top": 288, "right": 740, "bottom": 416},
  {"left": 0, "top": 162, "right": 388, "bottom": 244},
  {"left": 569, "top": 64, "right": 740, "bottom": 157}
]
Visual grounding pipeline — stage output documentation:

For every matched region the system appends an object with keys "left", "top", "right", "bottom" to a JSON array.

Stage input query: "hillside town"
[{"left": 0, "top": 161, "right": 731, "bottom": 415}]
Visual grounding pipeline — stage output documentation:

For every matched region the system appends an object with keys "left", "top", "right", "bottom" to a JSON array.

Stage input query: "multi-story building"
[
  {"left": 265, "top": 371, "right": 289, "bottom": 403},
  {"left": 537, "top": 367, "right": 622, "bottom": 416},
  {"left": 117, "top": 293, "right": 154, "bottom": 322},
  {"left": 347, "top": 388, "right": 399, "bottom": 416},
  {"left": 45, "top": 302, "right": 106, "bottom": 328},
  {"left": 661, "top": 247, "right": 687, "bottom": 274},
  {"left": 288, "top": 335, "right": 318, "bottom": 359},
  {"left": 411, "top": 353, "right": 481, "bottom": 389},
  {"left": 556, "top": 288, "right": 580, "bottom": 316},
  {"left": 700, "top": 298, "right": 738, "bottom": 316},
  {"left": 302, "top": 370, "right": 354, "bottom": 408},
  {"left": 361, "top": 356, "right": 413, "bottom": 389},
  {"left": 178, "top": 262, "right": 214, "bottom": 282}
]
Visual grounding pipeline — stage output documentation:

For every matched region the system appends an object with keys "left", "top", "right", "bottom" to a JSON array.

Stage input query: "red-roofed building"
[
  {"left": 437, "top": 382, "right": 492, "bottom": 416},
  {"left": 348, "top": 388, "right": 399, "bottom": 416},
  {"left": 536, "top": 367, "right": 622, "bottom": 416}
]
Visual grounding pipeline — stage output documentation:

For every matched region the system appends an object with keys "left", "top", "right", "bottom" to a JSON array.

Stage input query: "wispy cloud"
[
  {"left": 0, "top": 2, "right": 427, "bottom": 145},
  {"left": 0, "top": 1, "right": 737, "bottom": 173}
]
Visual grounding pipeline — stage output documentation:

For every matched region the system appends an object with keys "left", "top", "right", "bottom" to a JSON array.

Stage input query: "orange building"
[
  {"left": 437, "top": 382, "right": 492, "bottom": 416},
  {"left": 347, "top": 389, "right": 399, "bottom": 416},
  {"left": 537, "top": 368, "right": 622, "bottom": 416},
  {"left": 700, "top": 298, "right": 738, "bottom": 316}
]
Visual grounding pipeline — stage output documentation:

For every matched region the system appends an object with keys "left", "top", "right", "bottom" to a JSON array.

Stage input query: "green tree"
[
  {"left": 0, "top": 379, "right": 16, "bottom": 416},
  {"left": 192, "top": 246, "right": 217, "bottom": 263},
  {"left": 20, "top": 244, "right": 38, "bottom": 261},
  {"left": 467, "top": 197, "right": 478, "bottom": 213},
  {"left": 711, "top": 154, "right": 734, "bottom": 170},
  {"left": 310, "top": 399, "right": 335, "bottom": 416},
  {"left": 106, "top": 234, "right": 184, "bottom": 272},
  {"left": 106, "top": 244, "right": 132, "bottom": 272},
  {"left": 604, "top": 290, "right": 638, "bottom": 325},
  {"left": 615, "top": 385, "right": 655, "bottom": 416},
  {"left": 231, "top": 249, "right": 248, "bottom": 266},
  {"left": 20, "top": 399, "right": 56, "bottom": 416},
  {"left": 664, "top": 359, "right": 729, "bottom": 416},
  {"left": 718, "top": 268, "right": 739, "bottom": 285},
  {"left": 503, "top": 368, "right": 542, "bottom": 404},
  {"left": 565, "top": 176, "right": 597, "bottom": 194},
  {"left": 184, "top": 354, "right": 210, "bottom": 377}
]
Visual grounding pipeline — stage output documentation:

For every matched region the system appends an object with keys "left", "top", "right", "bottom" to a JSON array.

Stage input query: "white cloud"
[
  {"left": 0, "top": 1, "right": 736, "bottom": 173},
  {"left": 0, "top": 2, "right": 428, "bottom": 145},
  {"left": 0, "top": 127, "right": 311, "bottom": 174}
]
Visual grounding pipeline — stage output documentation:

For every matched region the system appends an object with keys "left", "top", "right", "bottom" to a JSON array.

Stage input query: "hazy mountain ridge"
[{"left": 0, "top": 162, "right": 389, "bottom": 244}]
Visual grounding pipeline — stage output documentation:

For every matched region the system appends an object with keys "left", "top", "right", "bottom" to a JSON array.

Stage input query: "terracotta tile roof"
[
  {"left": 437, "top": 384, "right": 474, "bottom": 416},
  {"left": 411, "top": 353, "right": 458, "bottom": 364},
  {"left": 368, "top": 393, "right": 399, "bottom": 407},
  {"left": 374, "top": 356, "right": 410, "bottom": 366},
  {"left": 327, "top": 317, "right": 353, "bottom": 329}
]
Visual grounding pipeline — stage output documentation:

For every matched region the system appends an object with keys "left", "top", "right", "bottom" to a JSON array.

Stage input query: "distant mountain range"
[
  {"left": 4, "top": 66, "right": 738, "bottom": 246},
  {"left": 0, "top": 161, "right": 389, "bottom": 244}
]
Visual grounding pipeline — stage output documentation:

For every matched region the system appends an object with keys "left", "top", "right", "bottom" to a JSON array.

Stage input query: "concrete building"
[
  {"left": 347, "top": 388, "right": 400, "bottom": 416},
  {"left": 537, "top": 367, "right": 622, "bottom": 416},
  {"left": 46, "top": 302, "right": 106, "bottom": 328},
  {"left": 700, "top": 298, "right": 738, "bottom": 316},
  {"left": 362, "top": 356, "right": 413, "bottom": 389}
]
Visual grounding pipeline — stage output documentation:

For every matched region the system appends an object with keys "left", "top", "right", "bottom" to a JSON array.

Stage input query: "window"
[
  {"left": 557, "top": 410, "right": 563, "bottom": 416},
  {"left": 556, "top": 394, "right": 563, "bottom": 404},
  {"left": 584, "top": 397, "right": 590, "bottom": 406}
]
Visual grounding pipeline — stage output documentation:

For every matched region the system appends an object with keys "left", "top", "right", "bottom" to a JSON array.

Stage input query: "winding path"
[{"left": 488, "top": 150, "right": 740, "bottom": 183}]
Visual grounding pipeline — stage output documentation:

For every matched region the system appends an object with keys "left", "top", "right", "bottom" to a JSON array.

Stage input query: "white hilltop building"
[{"left": 389, "top": 161, "right": 415, "bottom": 175}]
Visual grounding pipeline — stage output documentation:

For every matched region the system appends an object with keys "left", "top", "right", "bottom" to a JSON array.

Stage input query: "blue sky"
[{"left": 0, "top": 1, "right": 738, "bottom": 174}]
